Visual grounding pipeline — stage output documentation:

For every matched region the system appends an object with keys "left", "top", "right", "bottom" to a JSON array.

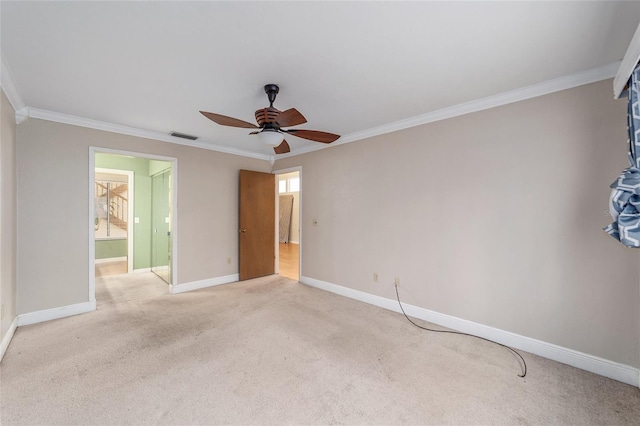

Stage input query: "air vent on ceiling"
[{"left": 170, "top": 131, "right": 198, "bottom": 141}]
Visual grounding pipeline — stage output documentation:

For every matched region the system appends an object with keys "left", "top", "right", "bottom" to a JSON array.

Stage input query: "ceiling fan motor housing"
[{"left": 255, "top": 107, "right": 280, "bottom": 127}]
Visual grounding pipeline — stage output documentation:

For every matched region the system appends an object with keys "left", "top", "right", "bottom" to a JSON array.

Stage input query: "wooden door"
[{"left": 239, "top": 170, "right": 275, "bottom": 280}]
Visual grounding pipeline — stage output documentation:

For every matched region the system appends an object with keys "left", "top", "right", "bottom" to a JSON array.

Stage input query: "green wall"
[
  {"left": 96, "top": 155, "right": 149, "bottom": 175},
  {"left": 151, "top": 170, "right": 171, "bottom": 271},
  {"left": 134, "top": 175, "right": 152, "bottom": 269},
  {"left": 95, "top": 153, "right": 171, "bottom": 270},
  {"left": 95, "top": 239, "right": 127, "bottom": 259},
  {"left": 149, "top": 159, "right": 171, "bottom": 176}
]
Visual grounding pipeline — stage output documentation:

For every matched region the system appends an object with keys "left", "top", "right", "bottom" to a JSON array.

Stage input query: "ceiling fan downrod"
[{"left": 264, "top": 84, "right": 279, "bottom": 107}]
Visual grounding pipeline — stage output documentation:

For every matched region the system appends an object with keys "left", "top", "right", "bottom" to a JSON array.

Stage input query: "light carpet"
[{"left": 1, "top": 273, "right": 639, "bottom": 425}]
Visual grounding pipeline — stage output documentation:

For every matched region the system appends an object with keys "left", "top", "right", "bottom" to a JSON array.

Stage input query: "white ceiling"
[{"left": 2, "top": 1, "right": 640, "bottom": 159}]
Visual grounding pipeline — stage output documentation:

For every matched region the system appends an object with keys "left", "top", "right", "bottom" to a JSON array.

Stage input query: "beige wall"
[
  {"left": 275, "top": 79, "right": 640, "bottom": 368},
  {"left": 17, "top": 119, "right": 270, "bottom": 314},
  {"left": 1, "top": 90, "right": 18, "bottom": 341}
]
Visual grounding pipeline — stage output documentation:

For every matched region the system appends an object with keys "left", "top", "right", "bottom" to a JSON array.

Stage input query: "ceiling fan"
[{"left": 200, "top": 84, "right": 340, "bottom": 154}]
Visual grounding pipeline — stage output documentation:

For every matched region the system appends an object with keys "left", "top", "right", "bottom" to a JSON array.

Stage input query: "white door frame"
[
  {"left": 272, "top": 166, "right": 302, "bottom": 280},
  {"left": 95, "top": 167, "right": 134, "bottom": 273},
  {"left": 89, "top": 147, "right": 178, "bottom": 302}
]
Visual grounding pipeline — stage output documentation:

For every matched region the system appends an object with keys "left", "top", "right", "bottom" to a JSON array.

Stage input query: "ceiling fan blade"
[
  {"left": 273, "top": 140, "right": 290, "bottom": 154},
  {"left": 275, "top": 108, "right": 307, "bottom": 127},
  {"left": 284, "top": 129, "right": 340, "bottom": 143},
  {"left": 200, "top": 111, "right": 258, "bottom": 129}
]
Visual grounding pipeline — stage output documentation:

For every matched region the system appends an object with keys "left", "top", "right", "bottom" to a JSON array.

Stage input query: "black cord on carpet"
[{"left": 394, "top": 283, "right": 527, "bottom": 378}]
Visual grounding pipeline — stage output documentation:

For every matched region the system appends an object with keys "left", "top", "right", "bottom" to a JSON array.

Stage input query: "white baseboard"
[
  {"left": 169, "top": 274, "right": 239, "bottom": 294},
  {"left": 133, "top": 267, "right": 152, "bottom": 273},
  {"left": 17, "top": 300, "right": 96, "bottom": 327},
  {"left": 0, "top": 316, "right": 18, "bottom": 362},
  {"left": 300, "top": 276, "right": 640, "bottom": 388},
  {"left": 95, "top": 256, "right": 127, "bottom": 264}
]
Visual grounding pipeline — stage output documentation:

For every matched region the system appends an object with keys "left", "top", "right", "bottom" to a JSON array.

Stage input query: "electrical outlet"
[
  {"left": 227, "top": 257, "right": 232, "bottom": 265},
  {"left": 0, "top": 304, "right": 4, "bottom": 320},
  {"left": 373, "top": 272, "right": 379, "bottom": 282},
  {"left": 395, "top": 277, "right": 401, "bottom": 286}
]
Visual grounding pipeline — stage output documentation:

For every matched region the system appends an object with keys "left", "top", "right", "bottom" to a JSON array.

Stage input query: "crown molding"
[
  {"left": 0, "top": 52, "right": 27, "bottom": 114},
  {"left": 5, "top": 57, "right": 619, "bottom": 162},
  {"left": 15, "top": 107, "right": 29, "bottom": 124},
  {"left": 614, "top": 22, "right": 640, "bottom": 99},
  {"left": 2, "top": 52, "right": 267, "bottom": 159},
  {"left": 25, "top": 108, "right": 271, "bottom": 161},
  {"left": 277, "top": 61, "right": 621, "bottom": 160}
]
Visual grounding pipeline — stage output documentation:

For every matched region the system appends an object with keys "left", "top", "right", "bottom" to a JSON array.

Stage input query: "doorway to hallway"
[
  {"left": 94, "top": 167, "right": 133, "bottom": 278},
  {"left": 89, "top": 148, "right": 177, "bottom": 304},
  {"left": 276, "top": 169, "right": 301, "bottom": 281},
  {"left": 278, "top": 242, "right": 299, "bottom": 280}
]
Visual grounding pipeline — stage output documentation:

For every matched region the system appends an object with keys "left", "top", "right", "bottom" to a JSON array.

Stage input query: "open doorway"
[
  {"left": 275, "top": 169, "right": 301, "bottom": 281},
  {"left": 89, "top": 148, "right": 177, "bottom": 305},
  {"left": 94, "top": 168, "right": 133, "bottom": 278}
]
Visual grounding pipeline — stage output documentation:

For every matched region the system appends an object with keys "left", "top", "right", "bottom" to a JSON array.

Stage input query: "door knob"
[{"left": 239, "top": 229, "right": 247, "bottom": 233}]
